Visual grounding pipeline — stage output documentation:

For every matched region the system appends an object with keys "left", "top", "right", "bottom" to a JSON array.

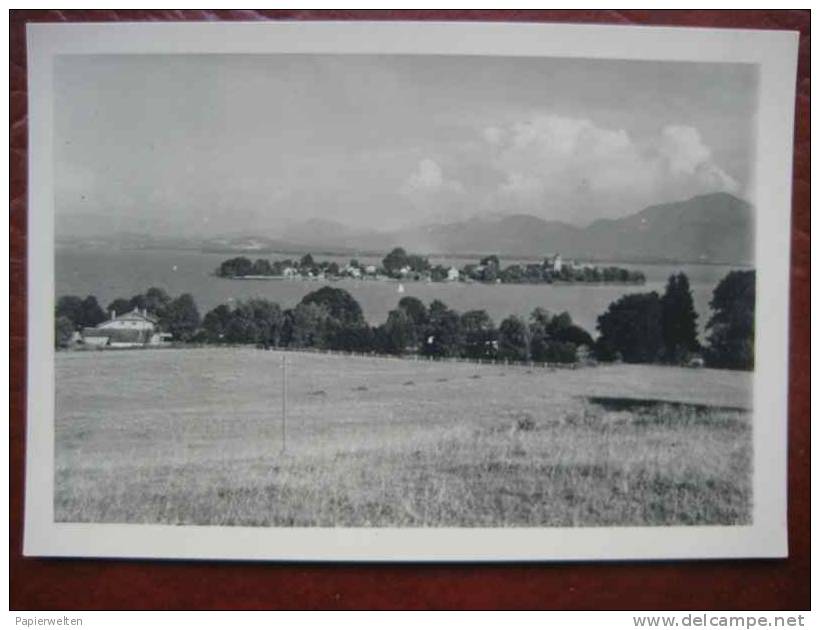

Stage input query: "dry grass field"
[{"left": 55, "top": 347, "right": 753, "bottom": 527}]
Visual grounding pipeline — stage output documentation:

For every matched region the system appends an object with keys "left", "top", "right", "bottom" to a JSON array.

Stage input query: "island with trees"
[
  {"left": 214, "top": 247, "right": 646, "bottom": 285},
  {"left": 56, "top": 269, "right": 755, "bottom": 372}
]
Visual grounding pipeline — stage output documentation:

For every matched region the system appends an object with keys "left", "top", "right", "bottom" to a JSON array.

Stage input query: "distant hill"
[
  {"left": 579, "top": 193, "right": 754, "bottom": 264},
  {"left": 365, "top": 192, "right": 754, "bottom": 264},
  {"left": 57, "top": 192, "right": 754, "bottom": 265}
]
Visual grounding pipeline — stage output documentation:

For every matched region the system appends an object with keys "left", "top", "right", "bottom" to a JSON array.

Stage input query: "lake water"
[{"left": 56, "top": 247, "right": 744, "bottom": 337}]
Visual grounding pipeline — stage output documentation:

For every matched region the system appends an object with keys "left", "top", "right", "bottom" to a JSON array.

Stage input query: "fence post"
[{"left": 281, "top": 354, "right": 287, "bottom": 454}]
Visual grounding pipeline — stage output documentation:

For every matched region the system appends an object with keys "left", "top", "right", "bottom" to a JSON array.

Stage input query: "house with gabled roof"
[{"left": 82, "top": 307, "right": 171, "bottom": 348}]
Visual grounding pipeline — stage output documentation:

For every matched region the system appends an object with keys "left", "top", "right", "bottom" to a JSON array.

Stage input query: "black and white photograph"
[{"left": 23, "top": 21, "right": 798, "bottom": 561}]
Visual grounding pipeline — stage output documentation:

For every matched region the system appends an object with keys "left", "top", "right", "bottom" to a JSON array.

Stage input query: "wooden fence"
[{"left": 262, "top": 345, "right": 588, "bottom": 370}]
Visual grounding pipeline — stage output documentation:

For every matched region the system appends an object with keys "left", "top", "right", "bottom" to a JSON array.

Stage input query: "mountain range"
[
  {"left": 269, "top": 192, "right": 754, "bottom": 264},
  {"left": 57, "top": 192, "right": 754, "bottom": 265}
]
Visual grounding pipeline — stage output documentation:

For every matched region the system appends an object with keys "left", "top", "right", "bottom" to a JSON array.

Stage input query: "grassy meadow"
[{"left": 55, "top": 347, "right": 753, "bottom": 527}]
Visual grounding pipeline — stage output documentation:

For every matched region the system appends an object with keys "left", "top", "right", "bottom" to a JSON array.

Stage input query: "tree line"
[
  {"left": 55, "top": 269, "right": 755, "bottom": 370},
  {"left": 196, "top": 287, "right": 594, "bottom": 364},
  {"left": 216, "top": 247, "right": 646, "bottom": 285},
  {"left": 595, "top": 269, "right": 755, "bottom": 370}
]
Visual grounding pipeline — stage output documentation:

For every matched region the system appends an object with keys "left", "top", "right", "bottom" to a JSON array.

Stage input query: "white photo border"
[{"left": 24, "top": 20, "right": 798, "bottom": 561}]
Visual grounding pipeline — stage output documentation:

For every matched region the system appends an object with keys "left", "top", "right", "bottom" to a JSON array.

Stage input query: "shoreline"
[{"left": 215, "top": 274, "right": 647, "bottom": 287}]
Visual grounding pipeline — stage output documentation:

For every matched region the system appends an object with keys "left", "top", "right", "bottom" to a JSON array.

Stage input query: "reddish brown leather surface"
[{"left": 9, "top": 10, "right": 810, "bottom": 610}]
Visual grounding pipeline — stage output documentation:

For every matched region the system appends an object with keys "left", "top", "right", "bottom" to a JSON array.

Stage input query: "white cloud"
[
  {"left": 391, "top": 117, "right": 740, "bottom": 226},
  {"left": 400, "top": 158, "right": 463, "bottom": 196},
  {"left": 481, "top": 114, "right": 739, "bottom": 221},
  {"left": 657, "top": 125, "right": 739, "bottom": 193}
]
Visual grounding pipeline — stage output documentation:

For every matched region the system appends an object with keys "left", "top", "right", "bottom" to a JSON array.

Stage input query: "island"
[{"left": 215, "top": 247, "right": 646, "bottom": 285}]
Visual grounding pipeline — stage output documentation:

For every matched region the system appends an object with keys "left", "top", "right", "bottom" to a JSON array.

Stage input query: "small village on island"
[{"left": 215, "top": 246, "right": 647, "bottom": 285}]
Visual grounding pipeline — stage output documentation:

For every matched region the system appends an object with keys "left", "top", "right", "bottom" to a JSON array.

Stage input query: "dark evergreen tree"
[
  {"left": 661, "top": 272, "right": 699, "bottom": 363},
  {"left": 55, "top": 295, "right": 84, "bottom": 327},
  {"left": 78, "top": 295, "right": 106, "bottom": 328}
]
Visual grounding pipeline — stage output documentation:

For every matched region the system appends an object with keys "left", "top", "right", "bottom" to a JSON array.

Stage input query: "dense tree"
[
  {"left": 481, "top": 264, "right": 499, "bottom": 283},
  {"left": 528, "top": 308, "right": 554, "bottom": 362},
  {"left": 497, "top": 315, "right": 530, "bottom": 361},
  {"left": 284, "top": 302, "right": 329, "bottom": 348},
  {"left": 705, "top": 270, "right": 755, "bottom": 370},
  {"left": 460, "top": 310, "right": 497, "bottom": 359},
  {"left": 661, "top": 272, "right": 699, "bottom": 363},
  {"left": 56, "top": 294, "right": 107, "bottom": 329},
  {"left": 596, "top": 292, "right": 664, "bottom": 363},
  {"left": 104, "top": 287, "right": 174, "bottom": 322},
  {"left": 429, "top": 265, "right": 449, "bottom": 282},
  {"left": 299, "top": 253, "right": 315, "bottom": 269},
  {"left": 549, "top": 311, "right": 573, "bottom": 333},
  {"left": 527, "top": 308, "right": 586, "bottom": 363},
  {"left": 480, "top": 255, "right": 500, "bottom": 269},
  {"left": 422, "top": 300, "right": 463, "bottom": 358},
  {"left": 224, "top": 311, "right": 261, "bottom": 344},
  {"left": 500, "top": 264, "right": 524, "bottom": 283},
  {"left": 380, "top": 309, "right": 414, "bottom": 355},
  {"left": 243, "top": 299, "right": 283, "bottom": 347},
  {"left": 398, "top": 296, "right": 427, "bottom": 326},
  {"left": 217, "top": 256, "right": 254, "bottom": 277},
  {"left": 103, "top": 298, "right": 132, "bottom": 317},
  {"left": 326, "top": 321, "right": 375, "bottom": 352},
  {"left": 79, "top": 295, "right": 107, "bottom": 328},
  {"left": 163, "top": 293, "right": 200, "bottom": 341},
  {"left": 300, "top": 287, "right": 364, "bottom": 327},
  {"left": 524, "top": 264, "right": 545, "bottom": 283},
  {"left": 201, "top": 304, "right": 233, "bottom": 342},
  {"left": 55, "top": 295, "right": 84, "bottom": 327},
  {"left": 382, "top": 247, "right": 408, "bottom": 275},
  {"left": 397, "top": 296, "right": 428, "bottom": 346},
  {"left": 123, "top": 286, "right": 174, "bottom": 323},
  {"left": 252, "top": 258, "right": 272, "bottom": 276},
  {"left": 552, "top": 323, "right": 594, "bottom": 348}
]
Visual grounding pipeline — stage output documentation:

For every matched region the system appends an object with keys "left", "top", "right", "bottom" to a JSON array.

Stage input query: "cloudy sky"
[{"left": 55, "top": 54, "right": 757, "bottom": 236}]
